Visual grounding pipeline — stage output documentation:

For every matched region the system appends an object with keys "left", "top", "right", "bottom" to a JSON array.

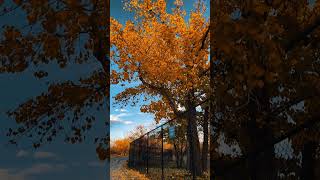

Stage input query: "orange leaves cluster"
[
  {"left": 0, "top": 26, "right": 35, "bottom": 73},
  {"left": 125, "top": 0, "right": 167, "bottom": 20},
  {"left": 42, "top": 34, "right": 61, "bottom": 58},
  {"left": 4, "top": 28, "right": 21, "bottom": 40},
  {"left": 210, "top": 0, "right": 320, "bottom": 143},
  {"left": 111, "top": 1, "right": 210, "bottom": 118},
  {"left": 2, "top": 0, "right": 108, "bottom": 74},
  {"left": 141, "top": 100, "right": 174, "bottom": 123},
  {"left": 110, "top": 2, "right": 210, "bottom": 127},
  {"left": 111, "top": 138, "right": 131, "bottom": 156}
]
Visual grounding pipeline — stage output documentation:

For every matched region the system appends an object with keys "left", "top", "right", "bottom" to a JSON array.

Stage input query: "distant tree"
[
  {"left": 111, "top": 138, "right": 130, "bottom": 156},
  {"left": 127, "top": 125, "right": 148, "bottom": 141},
  {"left": 0, "top": 0, "right": 110, "bottom": 161}
]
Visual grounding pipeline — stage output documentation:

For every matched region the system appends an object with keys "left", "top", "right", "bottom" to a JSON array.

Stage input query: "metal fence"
[
  {"left": 128, "top": 117, "right": 209, "bottom": 180},
  {"left": 128, "top": 100, "right": 320, "bottom": 180},
  {"left": 211, "top": 113, "right": 320, "bottom": 180}
]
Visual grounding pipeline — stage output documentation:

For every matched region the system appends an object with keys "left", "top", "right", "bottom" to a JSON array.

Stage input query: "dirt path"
[{"left": 111, "top": 157, "right": 149, "bottom": 180}]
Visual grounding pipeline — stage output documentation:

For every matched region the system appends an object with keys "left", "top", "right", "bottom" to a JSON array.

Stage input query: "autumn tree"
[
  {"left": 111, "top": 0, "right": 209, "bottom": 176},
  {"left": 111, "top": 137, "right": 130, "bottom": 156},
  {"left": 127, "top": 125, "right": 148, "bottom": 141},
  {"left": 211, "top": 0, "right": 320, "bottom": 179},
  {"left": 0, "top": 0, "right": 110, "bottom": 161}
]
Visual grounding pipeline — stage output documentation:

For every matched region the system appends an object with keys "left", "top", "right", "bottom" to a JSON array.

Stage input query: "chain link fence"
[
  {"left": 128, "top": 117, "right": 210, "bottom": 179},
  {"left": 211, "top": 113, "right": 320, "bottom": 180}
]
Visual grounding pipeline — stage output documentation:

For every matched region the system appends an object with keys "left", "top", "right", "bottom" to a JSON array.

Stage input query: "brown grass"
[
  {"left": 111, "top": 163, "right": 149, "bottom": 180},
  {"left": 135, "top": 167, "right": 210, "bottom": 180}
]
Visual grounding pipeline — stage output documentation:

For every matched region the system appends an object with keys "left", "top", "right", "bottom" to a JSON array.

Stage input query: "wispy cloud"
[
  {"left": 33, "top": 151, "right": 58, "bottom": 159},
  {"left": 115, "top": 108, "right": 127, "bottom": 112},
  {"left": 16, "top": 150, "right": 29, "bottom": 158},
  {"left": 19, "top": 163, "right": 66, "bottom": 176},
  {"left": 110, "top": 113, "right": 133, "bottom": 125},
  {"left": 0, "top": 163, "right": 66, "bottom": 180},
  {"left": 16, "top": 150, "right": 59, "bottom": 160},
  {"left": 0, "top": 169, "right": 24, "bottom": 180}
]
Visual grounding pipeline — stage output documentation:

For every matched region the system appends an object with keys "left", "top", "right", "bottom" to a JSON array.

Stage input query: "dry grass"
[
  {"left": 143, "top": 167, "right": 210, "bottom": 180},
  {"left": 111, "top": 163, "right": 149, "bottom": 180}
]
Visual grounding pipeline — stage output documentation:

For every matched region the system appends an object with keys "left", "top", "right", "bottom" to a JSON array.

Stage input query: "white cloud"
[
  {"left": 0, "top": 169, "right": 24, "bottom": 180},
  {"left": 33, "top": 151, "right": 58, "bottom": 159},
  {"left": 110, "top": 113, "right": 133, "bottom": 125},
  {"left": 117, "top": 113, "right": 129, "bottom": 117},
  {"left": 19, "top": 163, "right": 66, "bottom": 176},
  {"left": 123, "top": 121, "right": 133, "bottom": 125},
  {"left": 16, "top": 150, "right": 29, "bottom": 158},
  {"left": 0, "top": 163, "right": 66, "bottom": 180},
  {"left": 115, "top": 108, "right": 127, "bottom": 112}
]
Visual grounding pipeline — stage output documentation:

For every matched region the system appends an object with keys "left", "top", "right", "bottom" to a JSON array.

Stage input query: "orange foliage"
[
  {"left": 111, "top": 138, "right": 131, "bottom": 156},
  {"left": 111, "top": 0, "right": 210, "bottom": 122}
]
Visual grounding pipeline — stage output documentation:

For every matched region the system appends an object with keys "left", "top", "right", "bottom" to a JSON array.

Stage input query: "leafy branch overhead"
[
  {"left": 211, "top": 1, "right": 320, "bottom": 178},
  {"left": 1, "top": 0, "right": 110, "bottom": 161}
]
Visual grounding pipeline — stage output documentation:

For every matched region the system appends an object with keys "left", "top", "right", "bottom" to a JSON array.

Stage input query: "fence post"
[
  {"left": 132, "top": 141, "right": 135, "bottom": 167},
  {"left": 128, "top": 142, "right": 132, "bottom": 167},
  {"left": 188, "top": 122, "right": 196, "bottom": 180},
  {"left": 161, "top": 126, "right": 164, "bottom": 180},
  {"left": 147, "top": 132, "right": 149, "bottom": 174},
  {"left": 139, "top": 139, "right": 142, "bottom": 172}
]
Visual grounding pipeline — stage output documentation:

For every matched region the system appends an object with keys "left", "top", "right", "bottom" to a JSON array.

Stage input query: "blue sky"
[
  {"left": 110, "top": 0, "right": 210, "bottom": 141},
  {"left": 0, "top": 0, "right": 209, "bottom": 179},
  {"left": 0, "top": 1, "right": 108, "bottom": 180}
]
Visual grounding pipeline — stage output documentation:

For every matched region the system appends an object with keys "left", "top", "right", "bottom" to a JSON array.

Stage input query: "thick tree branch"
[
  {"left": 268, "top": 77, "right": 320, "bottom": 119},
  {"left": 269, "top": 94, "right": 316, "bottom": 118},
  {"left": 138, "top": 73, "right": 184, "bottom": 117},
  {"left": 199, "top": 25, "right": 210, "bottom": 51},
  {"left": 285, "top": 17, "right": 320, "bottom": 52},
  {"left": 94, "top": 38, "right": 109, "bottom": 74}
]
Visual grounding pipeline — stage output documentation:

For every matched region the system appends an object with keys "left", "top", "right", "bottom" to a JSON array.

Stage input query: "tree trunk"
[
  {"left": 186, "top": 99, "right": 202, "bottom": 176},
  {"left": 180, "top": 142, "right": 184, "bottom": 167},
  {"left": 246, "top": 122, "right": 275, "bottom": 180},
  {"left": 247, "top": 87, "right": 275, "bottom": 180},
  {"left": 174, "top": 142, "right": 181, "bottom": 167},
  {"left": 201, "top": 106, "right": 209, "bottom": 172},
  {"left": 301, "top": 141, "right": 316, "bottom": 180}
]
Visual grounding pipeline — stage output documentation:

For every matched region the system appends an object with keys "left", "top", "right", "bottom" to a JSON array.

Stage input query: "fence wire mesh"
[
  {"left": 128, "top": 117, "right": 210, "bottom": 180},
  {"left": 211, "top": 113, "right": 320, "bottom": 180}
]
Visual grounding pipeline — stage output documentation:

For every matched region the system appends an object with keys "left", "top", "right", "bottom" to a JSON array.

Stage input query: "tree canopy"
[
  {"left": 211, "top": 0, "right": 320, "bottom": 178},
  {"left": 111, "top": 0, "right": 210, "bottom": 122},
  {"left": 1, "top": 0, "right": 110, "bottom": 161}
]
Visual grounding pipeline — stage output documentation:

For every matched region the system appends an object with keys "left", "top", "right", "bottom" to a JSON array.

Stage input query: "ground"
[{"left": 111, "top": 157, "right": 149, "bottom": 180}]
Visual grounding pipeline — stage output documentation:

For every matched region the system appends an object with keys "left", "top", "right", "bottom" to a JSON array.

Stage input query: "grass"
[
  {"left": 110, "top": 154, "right": 127, "bottom": 158},
  {"left": 111, "top": 162, "right": 149, "bottom": 180},
  {"left": 131, "top": 167, "right": 210, "bottom": 180}
]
